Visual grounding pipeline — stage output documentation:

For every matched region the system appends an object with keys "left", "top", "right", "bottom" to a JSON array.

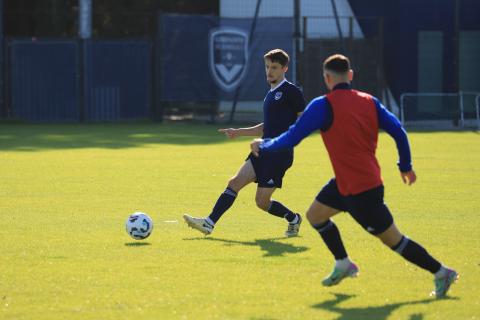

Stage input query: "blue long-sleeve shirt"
[{"left": 260, "top": 89, "right": 412, "bottom": 172}]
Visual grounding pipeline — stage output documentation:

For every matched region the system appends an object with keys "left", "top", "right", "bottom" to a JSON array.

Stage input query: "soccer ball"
[{"left": 126, "top": 212, "right": 153, "bottom": 240}]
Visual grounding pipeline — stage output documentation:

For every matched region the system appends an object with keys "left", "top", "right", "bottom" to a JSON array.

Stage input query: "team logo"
[
  {"left": 209, "top": 27, "right": 249, "bottom": 92},
  {"left": 274, "top": 92, "right": 283, "bottom": 100}
]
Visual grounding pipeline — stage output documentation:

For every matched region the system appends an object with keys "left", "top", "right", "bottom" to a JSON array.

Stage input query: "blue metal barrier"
[
  {"left": 84, "top": 40, "right": 152, "bottom": 121},
  {"left": 10, "top": 40, "right": 80, "bottom": 121},
  {"left": 0, "top": 37, "right": 4, "bottom": 118}
]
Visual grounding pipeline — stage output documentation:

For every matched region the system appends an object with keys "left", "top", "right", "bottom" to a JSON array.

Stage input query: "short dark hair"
[
  {"left": 264, "top": 49, "right": 289, "bottom": 66},
  {"left": 323, "top": 54, "right": 350, "bottom": 73}
]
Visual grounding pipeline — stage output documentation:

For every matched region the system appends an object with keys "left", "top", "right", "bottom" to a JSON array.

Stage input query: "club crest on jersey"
[
  {"left": 209, "top": 27, "right": 249, "bottom": 92},
  {"left": 274, "top": 91, "right": 283, "bottom": 100}
]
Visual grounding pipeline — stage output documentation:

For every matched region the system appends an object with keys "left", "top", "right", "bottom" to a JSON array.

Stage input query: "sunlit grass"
[{"left": 0, "top": 124, "right": 478, "bottom": 319}]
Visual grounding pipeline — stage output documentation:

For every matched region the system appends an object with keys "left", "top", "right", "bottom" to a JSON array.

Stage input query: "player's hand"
[
  {"left": 250, "top": 138, "right": 263, "bottom": 157},
  {"left": 400, "top": 170, "right": 417, "bottom": 185},
  {"left": 218, "top": 128, "right": 239, "bottom": 139}
]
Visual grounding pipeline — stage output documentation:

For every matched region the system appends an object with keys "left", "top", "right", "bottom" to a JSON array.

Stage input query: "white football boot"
[
  {"left": 285, "top": 214, "right": 302, "bottom": 237},
  {"left": 183, "top": 214, "right": 214, "bottom": 235}
]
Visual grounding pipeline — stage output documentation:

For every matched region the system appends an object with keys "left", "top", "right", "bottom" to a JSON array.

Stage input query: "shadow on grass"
[
  {"left": 183, "top": 236, "right": 309, "bottom": 257},
  {"left": 312, "top": 293, "right": 459, "bottom": 320},
  {"left": 0, "top": 123, "right": 233, "bottom": 151},
  {"left": 1, "top": 123, "right": 477, "bottom": 151},
  {"left": 124, "top": 242, "right": 152, "bottom": 246}
]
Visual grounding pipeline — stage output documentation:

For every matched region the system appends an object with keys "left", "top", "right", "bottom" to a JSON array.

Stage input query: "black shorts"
[
  {"left": 246, "top": 151, "right": 293, "bottom": 188},
  {"left": 315, "top": 178, "right": 394, "bottom": 235}
]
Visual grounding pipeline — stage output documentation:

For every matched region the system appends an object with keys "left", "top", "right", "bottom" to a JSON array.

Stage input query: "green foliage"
[
  {"left": 4, "top": 0, "right": 218, "bottom": 37},
  {"left": 0, "top": 124, "right": 478, "bottom": 319}
]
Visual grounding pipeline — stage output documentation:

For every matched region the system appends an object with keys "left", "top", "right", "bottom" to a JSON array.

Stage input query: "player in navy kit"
[{"left": 184, "top": 49, "right": 306, "bottom": 237}]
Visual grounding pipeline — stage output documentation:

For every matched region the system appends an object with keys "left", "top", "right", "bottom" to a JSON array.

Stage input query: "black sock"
[
  {"left": 312, "top": 220, "right": 348, "bottom": 260},
  {"left": 207, "top": 187, "right": 237, "bottom": 223},
  {"left": 391, "top": 236, "right": 442, "bottom": 274},
  {"left": 267, "top": 200, "right": 297, "bottom": 222}
]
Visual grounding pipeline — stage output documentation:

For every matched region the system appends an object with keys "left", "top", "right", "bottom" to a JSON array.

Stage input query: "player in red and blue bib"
[
  {"left": 251, "top": 54, "right": 458, "bottom": 298},
  {"left": 184, "top": 49, "right": 306, "bottom": 237}
]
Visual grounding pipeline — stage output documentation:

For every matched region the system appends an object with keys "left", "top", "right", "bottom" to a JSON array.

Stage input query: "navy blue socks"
[
  {"left": 207, "top": 187, "right": 237, "bottom": 224},
  {"left": 267, "top": 200, "right": 297, "bottom": 222},
  {"left": 391, "top": 236, "right": 442, "bottom": 273},
  {"left": 312, "top": 220, "right": 348, "bottom": 260}
]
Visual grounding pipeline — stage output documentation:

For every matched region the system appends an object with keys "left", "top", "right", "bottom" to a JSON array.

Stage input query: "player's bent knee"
[
  {"left": 375, "top": 223, "right": 403, "bottom": 248},
  {"left": 255, "top": 196, "right": 270, "bottom": 211},
  {"left": 306, "top": 209, "right": 317, "bottom": 223},
  {"left": 306, "top": 204, "right": 334, "bottom": 225},
  {"left": 227, "top": 176, "right": 243, "bottom": 192},
  {"left": 306, "top": 210, "right": 328, "bottom": 224}
]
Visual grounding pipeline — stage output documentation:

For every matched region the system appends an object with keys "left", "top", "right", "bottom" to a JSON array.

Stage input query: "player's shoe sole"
[{"left": 183, "top": 214, "right": 213, "bottom": 236}]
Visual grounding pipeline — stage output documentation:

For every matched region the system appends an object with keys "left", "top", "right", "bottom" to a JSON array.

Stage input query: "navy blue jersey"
[{"left": 263, "top": 79, "right": 306, "bottom": 139}]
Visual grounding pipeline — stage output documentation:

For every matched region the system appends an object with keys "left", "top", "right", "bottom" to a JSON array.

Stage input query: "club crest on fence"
[{"left": 209, "top": 27, "right": 249, "bottom": 92}]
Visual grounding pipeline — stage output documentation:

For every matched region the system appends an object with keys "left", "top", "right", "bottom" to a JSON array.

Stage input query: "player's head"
[
  {"left": 323, "top": 54, "right": 353, "bottom": 91},
  {"left": 264, "top": 49, "right": 289, "bottom": 85}
]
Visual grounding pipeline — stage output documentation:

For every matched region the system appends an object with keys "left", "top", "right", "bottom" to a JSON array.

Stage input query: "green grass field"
[{"left": 1, "top": 123, "right": 479, "bottom": 320}]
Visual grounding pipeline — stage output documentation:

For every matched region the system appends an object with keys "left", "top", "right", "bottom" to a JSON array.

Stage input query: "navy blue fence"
[
  {"left": 84, "top": 40, "right": 152, "bottom": 121},
  {"left": 10, "top": 40, "right": 80, "bottom": 121},
  {"left": 0, "top": 37, "right": 4, "bottom": 118},
  {"left": 5, "top": 14, "right": 293, "bottom": 122},
  {"left": 7, "top": 39, "right": 153, "bottom": 122},
  {"left": 0, "top": 0, "right": 3, "bottom": 118}
]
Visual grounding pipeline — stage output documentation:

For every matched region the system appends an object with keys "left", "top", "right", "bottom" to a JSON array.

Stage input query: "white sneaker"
[
  {"left": 285, "top": 214, "right": 302, "bottom": 237},
  {"left": 183, "top": 214, "right": 213, "bottom": 235}
]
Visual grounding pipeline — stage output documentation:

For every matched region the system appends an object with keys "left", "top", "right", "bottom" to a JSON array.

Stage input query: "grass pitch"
[{"left": 0, "top": 123, "right": 479, "bottom": 320}]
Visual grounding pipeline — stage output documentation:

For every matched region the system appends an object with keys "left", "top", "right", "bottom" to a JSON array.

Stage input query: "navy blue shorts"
[
  {"left": 246, "top": 151, "right": 293, "bottom": 188},
  {"left": 315, "top": 178, "right": 394, "bottom": 235}
]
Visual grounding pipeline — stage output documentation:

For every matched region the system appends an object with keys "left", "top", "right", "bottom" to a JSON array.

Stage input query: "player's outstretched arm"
[
  {"left": 252, "top": 97, "right": 329, "bottom": 156},
  {"left": 218, "top": 123, "right": 264, "bottom": 139}
]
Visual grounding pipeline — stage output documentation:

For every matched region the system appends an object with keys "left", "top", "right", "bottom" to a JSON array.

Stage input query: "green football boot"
[
  {"left": 432, "top": 268, "right": 458, "bottom": 298},
  {"left": 322, "top": 262, "right": 359, "bottom": 287}
]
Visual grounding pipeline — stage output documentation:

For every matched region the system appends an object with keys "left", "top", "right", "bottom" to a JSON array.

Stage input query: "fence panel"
[
  {"left": 0, "top": 1, "right": 3, "bottom": 118},
  {"left": 85, "top": 40, "right": 152, "bottom": 121},
  {"left": 10, "top": 39, "right": 79, "bottom": 121},
  {"left": 0, "top": 36, "right": 3, "bottom": 118}
]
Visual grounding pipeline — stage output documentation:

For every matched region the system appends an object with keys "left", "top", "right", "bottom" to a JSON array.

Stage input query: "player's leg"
[
  {"left": 208, "top": 158, "right": 256, "bottom": 223},
  {"left": 253, "top": 152, "right": 301, "bottom": 236},
  {"left": 309, "top": 179, "right": 358, "bottom": 286},
  {"left": 376, "top": 222, "right": 442, "bottom": 273},
  {"left": 376, "top": 222, "right": 458, "bottom": 298},
  {"left": 348, "top": 185, "right": 458, "bottom": 297},
  {"left": 183, "top": 160, "right": 256, "bottom": 235},
  {"left": 255, "top": 186, "right": 302, "bottom": 237},
  {"left": 307, "top": 199, "right": 359, "bottom": 286}
]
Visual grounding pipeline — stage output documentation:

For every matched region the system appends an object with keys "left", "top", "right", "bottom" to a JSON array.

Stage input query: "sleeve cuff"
[{"left": 397, "top": 162, "right": 412, "bottom": 172}]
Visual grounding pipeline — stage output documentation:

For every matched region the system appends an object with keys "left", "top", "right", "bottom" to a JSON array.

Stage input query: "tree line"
[{"left": 4, "top": 0, "right": 218, "bottom": 37}]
